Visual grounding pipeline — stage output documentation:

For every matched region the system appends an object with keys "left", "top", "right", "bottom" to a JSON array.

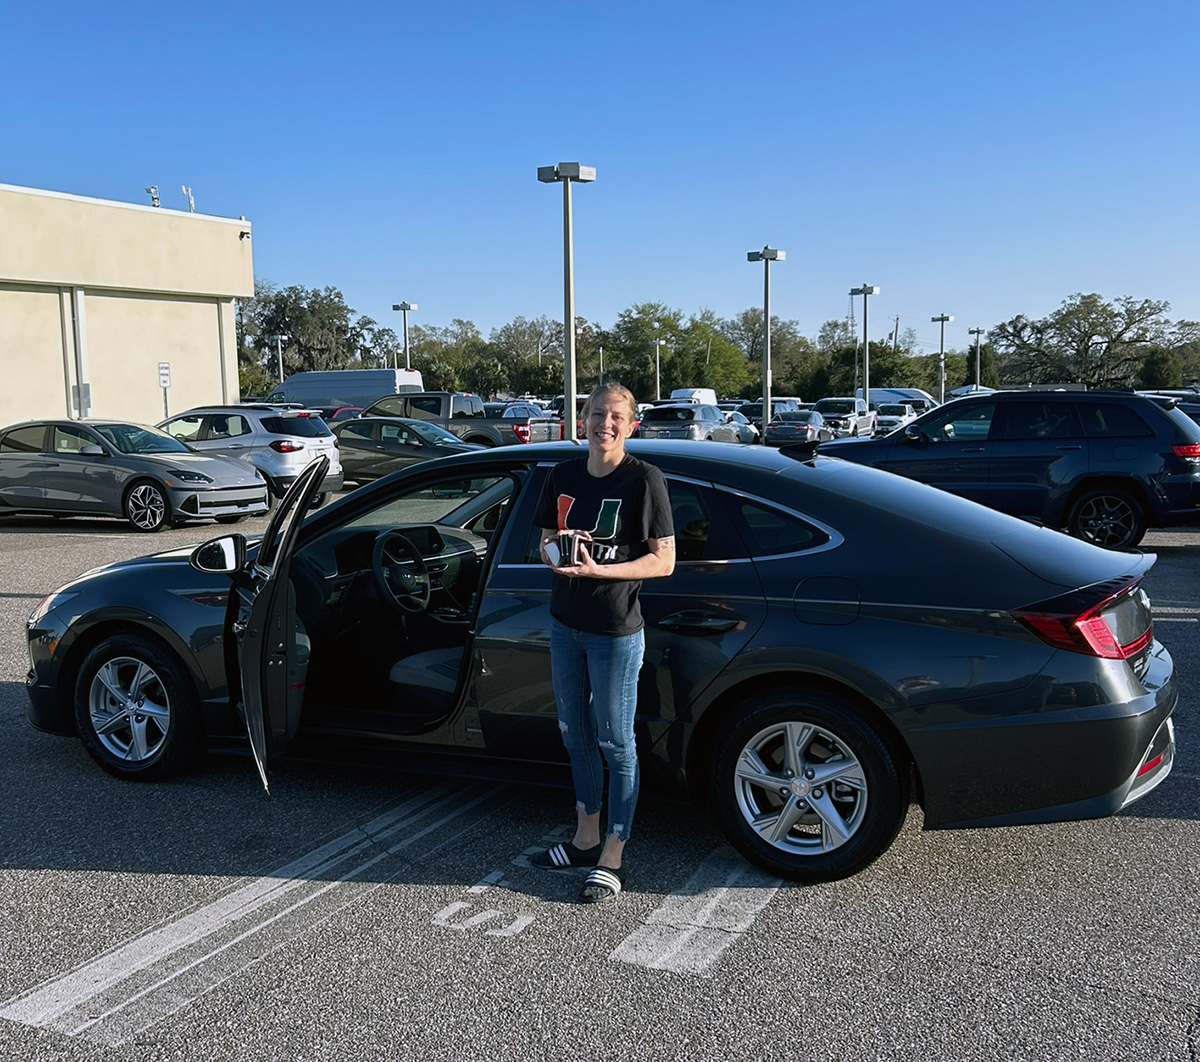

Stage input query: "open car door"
[{"left": 236, "top": 456, "right": 328, "bottom": 792}]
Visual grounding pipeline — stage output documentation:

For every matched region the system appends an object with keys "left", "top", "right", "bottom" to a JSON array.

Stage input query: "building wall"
[{"left": 0, "top": 183, "right": 252, "bottom": 428}]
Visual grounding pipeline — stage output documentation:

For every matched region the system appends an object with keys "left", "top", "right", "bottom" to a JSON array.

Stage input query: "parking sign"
[{"left": 158, "top": 362, "right": 171, "bottom": 389}]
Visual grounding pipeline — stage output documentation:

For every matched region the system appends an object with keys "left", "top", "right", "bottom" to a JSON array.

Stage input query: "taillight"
[
  {"left": 269, "top": 440, "right": 305, "bottom": 453},
  {"left": 1171, "top": 443, "right": 1200, "bottom": 459},
  {"left": 1013, "top": 579, "right": 1152, "bottom": 660},
  {"left": 514, "top": 423, "right": 531, "bottom": 443}
]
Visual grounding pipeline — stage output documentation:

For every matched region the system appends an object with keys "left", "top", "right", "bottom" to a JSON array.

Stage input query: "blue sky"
[{"left": 4, "top": 0, "right": 1198, "bottom": 354}]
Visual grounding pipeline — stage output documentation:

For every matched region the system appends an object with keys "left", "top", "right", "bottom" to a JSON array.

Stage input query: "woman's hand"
[{"left": 555, "top": 535, "right": 600, "bottom": 578}]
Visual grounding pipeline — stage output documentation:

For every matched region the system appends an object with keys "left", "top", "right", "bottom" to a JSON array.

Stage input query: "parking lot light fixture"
[
  {"left": 267, "top": 333, "right": 290, "bottom": 383},
  {"left": 539, "top": 162, "right": 596, "bottom": 441},
  {"left": 391, "top": 302, "right": 418, "bottom": 371},
  {"left": 932, "top": 314, "right": 954, "bottom": 402},
  {"left": 850, "top": 285, "right": 880, "bottom": 409},
  {"left": 969, "top": 327, "right": 986, "bottom": 389},
  {"left": 748, "top": 247, "right": 786, "bottom": 424}
]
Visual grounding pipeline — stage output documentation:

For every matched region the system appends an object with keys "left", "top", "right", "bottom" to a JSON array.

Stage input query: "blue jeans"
[{"left": 549, "top": 617, "right": 645, "bottom": 844}]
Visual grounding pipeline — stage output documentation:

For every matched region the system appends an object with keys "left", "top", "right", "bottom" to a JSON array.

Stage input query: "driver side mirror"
[
  {"left": 191, "top": 534, "right": 247, "bottom": 574},
  {"left": 80, "top": 445, "right": 106, "bottom": 456},
  {"left": 902, "top": 425, "right": 923, "bottom": 446}
]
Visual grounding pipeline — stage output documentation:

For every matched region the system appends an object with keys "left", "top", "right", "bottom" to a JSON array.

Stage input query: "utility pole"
[{"left": 892, "top": 316, "right": 900, "bottom": 355}]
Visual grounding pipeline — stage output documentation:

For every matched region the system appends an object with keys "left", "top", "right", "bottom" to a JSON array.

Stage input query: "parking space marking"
[
  {"left": 431, "top": 867, "right": 535, "bottom": 937},
  {"left": 0, "top": 781, "right": 504, "bottom": 1046},
  {"left": 609, "top": 847, "right": 781, "bottom": 975}
]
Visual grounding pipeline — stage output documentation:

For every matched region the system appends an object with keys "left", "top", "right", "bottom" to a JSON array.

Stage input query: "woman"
[{"left": 529, "top": 383, "right": 675, "bottom": 904}]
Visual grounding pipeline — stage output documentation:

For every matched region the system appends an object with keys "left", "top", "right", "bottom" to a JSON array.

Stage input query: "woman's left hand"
[{"left": 557, "top": 536, "right": 601, "bottom": 578}]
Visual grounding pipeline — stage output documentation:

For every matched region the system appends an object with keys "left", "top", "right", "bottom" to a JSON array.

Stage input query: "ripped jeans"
[{"left": 549, "top": 617, "right": 645, "bottom": 844}]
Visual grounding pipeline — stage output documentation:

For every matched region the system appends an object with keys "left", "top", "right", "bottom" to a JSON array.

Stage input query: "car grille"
[{"left": 178, "top": 487, "right": 268, "bottom": 516}]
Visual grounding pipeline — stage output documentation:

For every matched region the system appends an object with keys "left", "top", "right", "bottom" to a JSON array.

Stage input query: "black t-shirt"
[{"left": 533, "top": 455, "right": 674, "bottom": 636}]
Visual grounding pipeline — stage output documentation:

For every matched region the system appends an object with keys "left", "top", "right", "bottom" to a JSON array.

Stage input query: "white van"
[
  {"left": 669, "top": 387, "right": 719, "bottom": 406},
  {"left": 265, "top": 369, "right": 424, "bottom": 410}
]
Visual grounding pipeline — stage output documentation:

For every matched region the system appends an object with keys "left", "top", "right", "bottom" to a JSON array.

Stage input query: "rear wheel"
[
  {"left": 74, "top": 634, "right": 201, "bottom": 780},
  {"left": 1066, "top": 486, "right": 1146, "bottom": 549},
  {"left": 710, "top": 689, "right": 908, "bottom": 882},
  {"left": 125, "top": 480, "right": 171, "bottom": 532}
]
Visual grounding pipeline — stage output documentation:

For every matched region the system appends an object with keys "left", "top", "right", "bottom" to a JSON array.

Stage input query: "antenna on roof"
[
  {"left": 181, "top": 185, "right": 195, "bottom": 212},
  {"left": 145, "top": 186, "right": 160, "bottom": 208}
]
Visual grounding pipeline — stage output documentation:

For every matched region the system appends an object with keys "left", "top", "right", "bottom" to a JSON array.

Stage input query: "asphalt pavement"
[{"left": 0, "top": 506, "right": 1197, "bottom": 1061}]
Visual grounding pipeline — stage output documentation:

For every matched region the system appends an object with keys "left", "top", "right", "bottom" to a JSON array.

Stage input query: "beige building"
[{"left": 0, "top": 183, "right": 254, "bottom": 428}]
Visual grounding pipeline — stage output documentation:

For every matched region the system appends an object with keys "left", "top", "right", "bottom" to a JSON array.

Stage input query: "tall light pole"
[
  {"left": 748, "top": 247, "right": 785, "bottom": 424},
  {"left": 391, "top": 302, "right": 418, "bottom": 370},
  {"left": 267, "top": 333, "right": 289, "bottom": 383},
  {"left": 538, "top": 162, "right": 596, "bottom": 441},
  {"left": 654, "top": 335, "right": 668, "bottom": 400},
  {"left": 968, "top": 327, "right": 986, "bottom": 389},
  {"left": 932, "top": 314, "right": 954, "bottom": 402},
  {"left": 850, "top": 285, "right": 880, "bottom": 409}
]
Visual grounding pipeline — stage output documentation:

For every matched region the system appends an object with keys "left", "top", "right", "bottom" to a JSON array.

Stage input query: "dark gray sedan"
[
  {"left": 334, "top": 417, "right": 485, "bottom": 485},
  {"left": 0, "top": 420, "right": 269, "bottom": 531}
]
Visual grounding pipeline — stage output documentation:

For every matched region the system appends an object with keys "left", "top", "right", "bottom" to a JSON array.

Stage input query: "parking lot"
[{"left": 1, "top": 506, "right": 1198, "bottom": 1061}]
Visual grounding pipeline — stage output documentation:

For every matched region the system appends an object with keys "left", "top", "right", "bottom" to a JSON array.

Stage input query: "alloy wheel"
[
  {"left": 127, "top": 484, "right": 167, "bottom": 530},
  {"left": 1073, "top": 493, "right": 1139, "bottom": 548},
  {"left": 732, "top": 720, "right": 869, "bottom": 856},
  {"left": 87, "top": 656, "right": 172, "bottom": 763}
]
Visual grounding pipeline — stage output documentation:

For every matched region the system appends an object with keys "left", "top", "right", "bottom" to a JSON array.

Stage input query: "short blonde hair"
[{"left": 580, "top": 383, "right": 637, "bottom": 425}]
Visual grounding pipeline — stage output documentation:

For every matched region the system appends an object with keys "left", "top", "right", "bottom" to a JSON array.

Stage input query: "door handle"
[
  {"left": 1055, "top": 445, "right": 1083, "bottom": 451},
  {"left": 959, "top": 447, "right": 987, "bottom": 453},
  {"left": 232, "top": 620, "right": 246, "bottom": 636},
  {"left": 657, "top": 610, "right": 740, "bottom": 634}
]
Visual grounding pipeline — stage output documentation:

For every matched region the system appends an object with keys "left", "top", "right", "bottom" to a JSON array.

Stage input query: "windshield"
[
  {"left": 410, "top": 422, "right": 462, "bottom": 445},
  {"left": 878, "top": 405, "right": 909, "bottom": 416},
  {"left": 815, "top": 400, "right": 855, "bottom": 415},
  {"left": 93, "top": 423, "right": 192, "bottom": 454}
]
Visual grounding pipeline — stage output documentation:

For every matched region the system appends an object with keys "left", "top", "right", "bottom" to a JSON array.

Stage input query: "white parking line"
[
  {"left": 609, "top": 847, "right": 782, "bottom": 975},
  {"left": 0, "top": 781, "right": 503, "bottom": 1046}
]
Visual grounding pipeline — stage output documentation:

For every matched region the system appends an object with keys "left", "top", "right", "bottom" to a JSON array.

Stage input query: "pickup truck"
[
  {"left": 360, "top": 392, "right": 559, "bottom": 446},
  {"left": 812, "top": 397, "right": 877, "bottom": 438}
]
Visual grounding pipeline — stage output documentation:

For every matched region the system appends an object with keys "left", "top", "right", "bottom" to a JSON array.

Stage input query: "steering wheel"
[{"left": 372, "top": 530, "right": 432, "bottom": 614}]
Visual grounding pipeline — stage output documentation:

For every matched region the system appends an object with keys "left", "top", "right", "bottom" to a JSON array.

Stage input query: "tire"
[
  {"left": 710, "top": 688, "right": 908, "bottom": 883},
  {"left": 1066, "top": 485, "right": 1146, "bottom": 549},
  {"left": 124, "top": 480, "right": 171, "bottom": 532},
  {"left": 74, "top": 634, "right": 201, "bottom": 780}
]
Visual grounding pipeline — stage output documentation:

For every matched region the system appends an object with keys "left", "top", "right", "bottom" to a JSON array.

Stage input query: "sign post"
[{"left": 158, "top": 362, "right": 171, "bottom": 418}]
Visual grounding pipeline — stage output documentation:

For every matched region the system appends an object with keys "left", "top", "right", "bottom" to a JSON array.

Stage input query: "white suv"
[{"left": 159, "top": 404, "right": 344, "bottom": 504}]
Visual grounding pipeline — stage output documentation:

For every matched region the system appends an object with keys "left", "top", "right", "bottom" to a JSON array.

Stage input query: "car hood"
[{"left": 133, "top": 451, "right": 264, "bottom": 486}]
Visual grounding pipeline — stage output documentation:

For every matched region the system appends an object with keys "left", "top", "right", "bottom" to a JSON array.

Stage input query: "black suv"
[{"left": 820, "top": 390, "right": 1200, "bottom": 548}]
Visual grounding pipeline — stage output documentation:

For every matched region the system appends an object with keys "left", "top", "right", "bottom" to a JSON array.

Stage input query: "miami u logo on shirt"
[{"left": 557, "top": 495, "right": 621, "bottom": 541}]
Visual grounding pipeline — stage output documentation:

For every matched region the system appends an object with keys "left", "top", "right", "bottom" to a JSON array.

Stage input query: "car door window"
[
  {"left": 163, "top": 415, "right": 203, "bottom": 441},
  {"left": 1, "top": 426, "right": 49, "bottom": 453},
  {"left": 1080, "top": 403, "right": 1153, "bottom": 438},
  {"left": 208, "top": 414, "right": 249, "bottom": 440},
  {"left": 52, "top": 425, "right": 98, "bottom": 453},
  {"left": 408, "top": 396, "right": 441, "bottom": 421},
  {"left": 1000, "top": 402, "right": 1080, "bottom": 440},
  {"left": 921, "top": 403, "right": 996, "bottom": 442},
  {"left": 340, "top": 421, "right": 374, "bottom": 443},
  {"left": 380, "top": 423, "right": 416, "bottom": 446}
]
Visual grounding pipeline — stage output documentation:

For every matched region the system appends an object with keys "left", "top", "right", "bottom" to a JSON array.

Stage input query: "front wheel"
[
  {"left": 125, "top": 481, "right": 172, "bottom": 532},
  {"left": 710, "top": 689, "right": 908, "bottom": 882},
  {"left": 74, "top": 634, "right": 201, "bottom": 780},
  {"left": 1066, "top": 486, "right": 1146, "bottom": 549}
]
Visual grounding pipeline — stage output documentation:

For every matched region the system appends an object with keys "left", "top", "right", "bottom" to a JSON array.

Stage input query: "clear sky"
[{"left": 4, "top": 0, "right": 1198, "bottom": 354}]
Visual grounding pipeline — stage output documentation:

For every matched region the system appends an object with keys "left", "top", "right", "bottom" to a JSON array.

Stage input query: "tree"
[
  {"left": 990, "top": 293, "right": 1172, "bottom": 387},
  {"left": 724, "top": 308, "right": 822, "bottom": 399},
  {"left": 1138, "top": 347, "right": 1183, "bottom": 390},
  {"left": 963, "top": 342, "right": 1000, "bottom": 389}
]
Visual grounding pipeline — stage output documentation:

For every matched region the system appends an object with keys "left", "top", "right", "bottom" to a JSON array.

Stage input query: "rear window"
[
  {"left": 1078, "top": 403, "right": 1153, "bottom": 438},
  {"left": 644, "top": 407, "right": 696, "bottom": 423},
  {"left": 1, "top": 425, "right": 46, "bottom": 453},
  {"left": 261, "top": 415, "right": 332, "bottom": 437},
  {"left": 729, "top": 496, "right": 830, "bottom": 556}
]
